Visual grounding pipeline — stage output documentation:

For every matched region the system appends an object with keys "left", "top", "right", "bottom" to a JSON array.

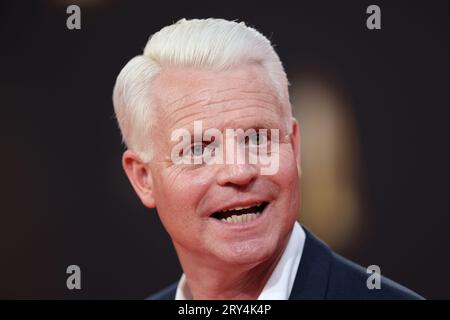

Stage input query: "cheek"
[
  {"left": 274, "top": 149, "right": 300, "bottom": 189},
  {"left": 269, "top": 150, "right": 301, "bottom": 217},
  {"left": 152, "top": 169, "right": 212, "bottom": 237}
]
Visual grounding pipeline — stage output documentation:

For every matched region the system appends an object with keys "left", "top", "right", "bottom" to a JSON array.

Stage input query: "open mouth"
[{"left": 210, "top": 202, "right": 269, "bottom": 223}]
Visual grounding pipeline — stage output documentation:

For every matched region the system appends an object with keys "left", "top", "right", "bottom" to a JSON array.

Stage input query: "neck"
[{"left": 174, "top": 239, "right": 289, "bottom": 300}]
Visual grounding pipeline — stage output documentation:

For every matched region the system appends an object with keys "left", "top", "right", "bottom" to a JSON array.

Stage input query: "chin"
[{"left": 212, "top": 238, "right": 278, "bottom": 266}]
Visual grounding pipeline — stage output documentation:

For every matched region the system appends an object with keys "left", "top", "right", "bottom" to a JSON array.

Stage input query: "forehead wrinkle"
[
  {"left": 208, "top": 85, "right": 282, "bottom": 110},
  {"left": 209, "top": 103, "right": 278, "bottom": 119},
  {"left": 156, "top": 87, "right": 237, "bottom": 126},
  {"left": 158, "top": 73, "right": 280, "bottom": 117},
  {"left": 239, "top": 89, "right": 282, "bottom": 102},
  {"left": 168, "top": 104, "right": 283, "bottom": 136},
  {"left": 162, "top": 92, "right": 281, "bottom": 132},
  {"left": 183, "top": 93, "right": 282, "bottom": 119},
  {"left": 155, "top": 86, "right": 217, "bottom": 126},
  {"left": 159, "top": 97, "right": 209, "bottom": 127},
  {"left": 163, "top": 86, "right": 240, "bottom": 112},
  {"left": 156, "top": 75, "right": 284, "bottom": 139},
  {"left": 162, "top": 87, "right": 213, "bottom": 109},
  {"left": 181, "top": 103, "right": 278, "bottom": 127},
  {"left": 225, "top": 113, "right": 282, "bottom": 128},
  {"left": 164, "top": 82, "right": 239, "bottom": 108},
  {"left": 211, "top": 86, "right": 241, "bottom": 94},
  {"left": 159, "top": 79, "right": 241, "bottom": 110},
  {"left": 203, "top": 95, "right": 280, "bottom": 110}
]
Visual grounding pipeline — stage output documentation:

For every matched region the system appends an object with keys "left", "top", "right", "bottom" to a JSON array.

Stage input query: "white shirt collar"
[{"left": 175, "top": 221, "right": 306, "bottom": 300}]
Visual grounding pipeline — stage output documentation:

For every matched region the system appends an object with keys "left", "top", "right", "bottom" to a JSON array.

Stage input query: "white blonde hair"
[{"left": 112, "top": 18, "right": 291, "bottom": 162}]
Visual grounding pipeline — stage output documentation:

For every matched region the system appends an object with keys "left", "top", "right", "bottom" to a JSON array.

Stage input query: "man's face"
[{"left": 145, "top": 64, "right": 300, "bottom": 266}]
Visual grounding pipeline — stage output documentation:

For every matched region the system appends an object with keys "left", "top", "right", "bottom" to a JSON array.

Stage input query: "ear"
[
  {"left": 290, "top": 118, "right": 302, "bottom": 176},
  {"left": 122, "top": 150, "right": 156, "bottom": 208}
]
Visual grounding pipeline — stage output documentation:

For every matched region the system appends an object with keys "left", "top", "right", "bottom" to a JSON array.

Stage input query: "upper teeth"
[{"left": 221, "top": 202, "right": 262, "bottom": 212}]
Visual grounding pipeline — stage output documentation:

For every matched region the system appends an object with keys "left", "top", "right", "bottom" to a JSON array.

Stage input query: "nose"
[{"left": 216, "top": 164, "right": 258, "bottom": 187}]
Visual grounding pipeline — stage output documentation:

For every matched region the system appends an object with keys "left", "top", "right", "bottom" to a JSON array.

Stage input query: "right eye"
[{"left": 190, "top": 142, "right": 207, "bottom": 157}]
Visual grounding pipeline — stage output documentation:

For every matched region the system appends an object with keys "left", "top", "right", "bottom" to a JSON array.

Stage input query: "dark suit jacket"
[{"left": 149, "top": 226, "right": 423, "bottom": 299}]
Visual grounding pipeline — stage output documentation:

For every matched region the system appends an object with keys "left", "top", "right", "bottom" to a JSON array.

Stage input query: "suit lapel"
[{"left": 289, "top": 226, "right": 333, "bottom": 299}]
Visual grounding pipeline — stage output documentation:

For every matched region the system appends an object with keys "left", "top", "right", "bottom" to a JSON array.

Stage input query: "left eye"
[{"left": 248, "top": 132, "right": 267, "bottom": 146}]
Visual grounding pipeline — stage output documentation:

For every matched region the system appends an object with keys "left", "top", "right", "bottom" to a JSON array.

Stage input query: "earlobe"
[{"left": 122, "top": 150, "right": 156, "bottom": 208}]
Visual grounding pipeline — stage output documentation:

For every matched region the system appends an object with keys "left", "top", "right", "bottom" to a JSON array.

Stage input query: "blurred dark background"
[{"left": 0, "top": 0, "right": 449, "bottom": 299}]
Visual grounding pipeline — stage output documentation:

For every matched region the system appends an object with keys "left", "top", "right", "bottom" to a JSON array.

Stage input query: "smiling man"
[{"left": 112, "top": 18, "right": 422, "bottom": 300}]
